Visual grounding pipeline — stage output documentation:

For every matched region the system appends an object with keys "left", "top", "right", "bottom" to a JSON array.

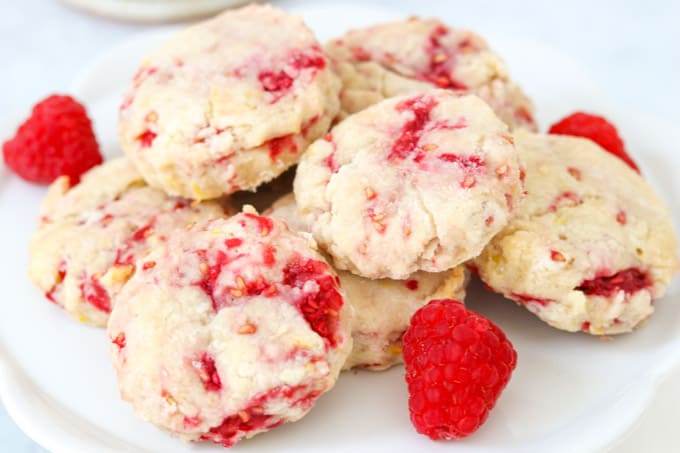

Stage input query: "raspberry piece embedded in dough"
[
  {"left": 193, "top": 353, "right": 222, "bottom": 392},
  {"left": 282, "top": 258, "right": 345, "bottom": 347},
  {"left": 80, "top": 277, "right": 111, "bottom": 313},
  {"left": 389, "top": 95, "right": 438, "bottom": 160},
  {"left": 576, "top": 268, "right": 651, "bottom": 298}
]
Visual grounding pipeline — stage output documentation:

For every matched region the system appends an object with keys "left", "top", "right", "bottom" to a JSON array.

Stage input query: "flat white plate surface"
[{"left": 1, "top": 2, "right": 679, "bottom": 453}]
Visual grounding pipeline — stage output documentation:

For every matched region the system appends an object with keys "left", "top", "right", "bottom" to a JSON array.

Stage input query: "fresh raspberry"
[
  {"left": 2, "top": 94, "right": 102, "bottom": 184},
  {"left": 402, "top": 299, "right": 517, "bottom": 440},
  {"left": 548, "top": 112, "right": 639, "bottom": 172}
]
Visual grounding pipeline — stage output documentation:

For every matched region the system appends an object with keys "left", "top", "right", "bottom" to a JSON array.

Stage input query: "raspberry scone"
[
  {"left": 28, "top": 158, "right": 226, "bottom": 326},
  {"left": 118, "top": 4, "right": 341, "bottom": 200},
  {"left": 108, "top": 212, "right": 353, "bottom": 447},
  {"left": 294, "top": 91, "right": 523, "bottom": 279},
  {"left": 267, "top": 193, "right": 468, "bottom": 370},
  {"left": 474, "top": 132, "right": 679, "bottom": 334},
  {"left": 325, "top": 17, "right": 536, "bottom": 130}
]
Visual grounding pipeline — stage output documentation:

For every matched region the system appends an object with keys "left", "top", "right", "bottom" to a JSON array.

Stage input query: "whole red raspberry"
[
  {"left": 548, "top": 112, "right": 639, "bottom": 173},
  {"left": 402, "top": 299, "right": 517, "bottom": 440},
  {"left": 2, "top": 94, "right": 102, "bottom": 184}
]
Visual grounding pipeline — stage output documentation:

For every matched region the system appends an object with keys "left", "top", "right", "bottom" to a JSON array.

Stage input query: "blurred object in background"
[{"left": 60, "top": 0, "right": 253, "bottom": 23}]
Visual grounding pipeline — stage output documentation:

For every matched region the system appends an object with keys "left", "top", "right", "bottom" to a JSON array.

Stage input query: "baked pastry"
[
  {"left": 28, "top": 157, "right": 226, "bottom": 326},
  {"left": 326, "top": 17, "right": 536, "bottom": 130},
  {"left": 294, "top": 91, "right": 523, "bottom": 279},
  {"left": 108, "top": 211, "right": 353, "bottom": 446},
  {"left": 474, "top": 132, "right": 679, "bottom": 334},
  {"left": 118, "top": 4, "right": 340, "bottom": 199}
]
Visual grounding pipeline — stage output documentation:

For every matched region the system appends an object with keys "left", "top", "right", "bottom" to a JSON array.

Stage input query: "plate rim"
[{"left": 60, "top": 0, "right": 250, "bottom": 23}]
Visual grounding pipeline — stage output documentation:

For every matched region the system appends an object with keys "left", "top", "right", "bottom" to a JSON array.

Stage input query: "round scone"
[
  {"left": 267, "top": 193, "right": 468, "bottom": 370},
  {"left": 118, "top": 4, "right": 341, "bottom": 200},
  {"left": 474, "top": 132, "right": 679, "bottom": 335},
  {"left": 294, "top": 91, "right": 523, "bottom": 279},
  {"left": 108, "top": 212, "right": 353, "bottom": 447},
  {"left": 28, "top": 157, "right": 226, "bottom": 326},
  {"left": 325, "top": 17, "right": 536, "bottom": 130}
]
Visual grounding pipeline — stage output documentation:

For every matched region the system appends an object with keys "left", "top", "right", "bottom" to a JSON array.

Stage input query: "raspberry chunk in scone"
[
  {"left": 107, "top": 212, "right": 352, "bottom": 447},
  {"left": 118, "top": 4, "right": 341, "bottom": 200},
  {"left": 294, "top": 91, "right": 524, "bottom": 279},
  {"left": 325, "top": 17, "right": 536, "bottom": 130},
  {"left": 474, "top": 132, "right": 679, "bottom": 335}
]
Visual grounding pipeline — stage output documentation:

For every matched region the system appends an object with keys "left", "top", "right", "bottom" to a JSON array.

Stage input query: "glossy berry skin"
[
  {"left": 548, "top": 112, "right": 639, "bottom": 173},
  {"left": 402, "top": 299, "right": 517, "bottom": 440},
  {"left": 2, "top": 94, "right": 102, "bottom": 184}
]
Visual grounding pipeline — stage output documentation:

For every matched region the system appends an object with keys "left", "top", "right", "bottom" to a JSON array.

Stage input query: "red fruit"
[
  {"left": 193, "top": 352, "right": 222, "bottom": 392},
  {"left": 2, "top": 94, "right": 102, "bottom": 184},
  {"left": 402, "top": 299, "right": 517, "bottom": 440},
  {"left": 282, "top": 257, "right": 344, "bottom": 347},
  {"left": 548, "top": 112, "right": 639, "bottom": 172},
  {"left": 576, "top": 267, "right": 651, "bottom": 298}
]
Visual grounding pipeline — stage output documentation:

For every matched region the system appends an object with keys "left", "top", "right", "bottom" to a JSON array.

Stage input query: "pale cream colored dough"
[
  {"left": 475, "top": 132, "right": 679, "bottom": 334},
  {"left": 294, "top": 91, "right": 523, "bottom": 279},
  {"left": 108, "top": 211, "right": 353, "bottom": 446},
  {"left": 29, "top": 157, "right": 227, "bottom": 326},
  {"left": 118, "top": 4, "right": 341, "bottom": 200},
  {"left": 325, "top": 17, "right": 536, "bottom": 130}
]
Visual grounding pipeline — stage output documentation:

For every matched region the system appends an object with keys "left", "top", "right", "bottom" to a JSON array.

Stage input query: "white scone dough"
[
  {"left": 118, "top": 4, "right": 340, "bottom": 200},
  {"left": 28, "top": 158, "right": 226, "bottom": 326},
  {"left": 108, "top": 212, "right": 353, "bottom": 447},
  {"left": 475, "top": 132, "right": 679, "bottom": 334},
  {"left": 294, "top": 91, "right": 523, "bottom": 279},
  {"left": 325, "top": 17, "right": 536, "bottom": 130},
  {"left": 267, "top": 194, "right": 468, "bottom": 370}
]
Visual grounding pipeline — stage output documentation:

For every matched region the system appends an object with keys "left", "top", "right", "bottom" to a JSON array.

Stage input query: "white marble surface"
[{"left": 1, "top": 0, "right": 678, "bottom": 452}]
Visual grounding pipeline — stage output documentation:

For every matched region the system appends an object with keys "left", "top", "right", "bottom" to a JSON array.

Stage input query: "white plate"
[
  {"left": 61, "top": 0, "right": 250, "bottom": 23},
  {"left": 1, "top": 2, "right": 679, "bottom": 452}
]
